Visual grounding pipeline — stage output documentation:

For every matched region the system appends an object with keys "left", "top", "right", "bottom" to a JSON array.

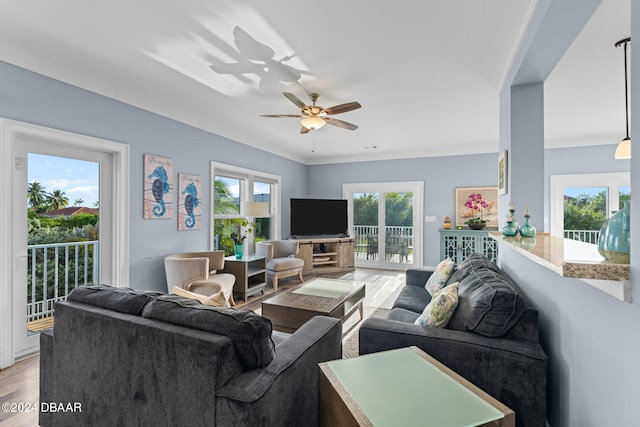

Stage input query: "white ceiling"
[{"left": 0, "top": 0, "right": 630, "bottom": 164}]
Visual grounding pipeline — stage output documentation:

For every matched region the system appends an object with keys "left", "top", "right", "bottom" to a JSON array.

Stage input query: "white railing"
[
  {"left": 27, "top": 241, "right": 99, "bottom": 321},
  {"left": 564, "top": 230, "right": 600, "bottom": 245},
  {"left": 353, "top": 225, "right": 413, "bottom": 262}
]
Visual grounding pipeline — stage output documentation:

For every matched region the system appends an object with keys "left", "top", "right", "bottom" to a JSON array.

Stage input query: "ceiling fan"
[{"left": 261, "top": 92, "right": 361, "bottom": 134}]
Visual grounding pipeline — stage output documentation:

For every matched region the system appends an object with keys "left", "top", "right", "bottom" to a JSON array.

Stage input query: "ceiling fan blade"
[
  {"left": 324, "top": 117, "right": 358, "bottom": 130},
  {"left": 260, "top": 114, "right": 303, "bottom": 118},
  {"left": 300, "top": 126, "right": 311, "bottom": 134},
  {"left": 324, "top": 102, "right": 361, "bottom": 115},
  {"left": 283, "top": 92, "right": 309, "bottom": 110}
]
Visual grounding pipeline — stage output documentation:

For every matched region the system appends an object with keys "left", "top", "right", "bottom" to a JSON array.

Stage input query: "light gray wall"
[
  {"left": 494, "top": 0, "right": 640, "bottom": 425},
  {"left": 0, "top": 60, "right": 308, "bottom": 292},
  {"left": 308, "top": 154, "right": 498, "bottom": 267}
]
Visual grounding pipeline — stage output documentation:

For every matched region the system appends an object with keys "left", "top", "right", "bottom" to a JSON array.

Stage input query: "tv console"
[{"left": 294, "top": 236, "right": 355, "bottom": 274}]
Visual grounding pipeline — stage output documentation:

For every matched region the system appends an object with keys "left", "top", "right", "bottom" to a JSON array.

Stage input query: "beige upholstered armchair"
[
  {"left": 164, "top": 251, "right": 236, "bottom": 306},
  {"left": 256, "top": 240, "right": 305, "bottom": 290}
]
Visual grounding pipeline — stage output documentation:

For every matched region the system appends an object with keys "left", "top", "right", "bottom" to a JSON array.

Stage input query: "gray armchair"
[
  {"left": 164, "top": 251, "right": 236, "bottom": 305},
  {"left": 256, "top": 240, "right": 304, "bottom": 290}
]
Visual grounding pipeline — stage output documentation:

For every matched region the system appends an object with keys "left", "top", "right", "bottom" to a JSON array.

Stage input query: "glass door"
[
  {"left": 345, "top": 182, "right": 423, "bottom": 270},
  {"left": 13, "top": 138, "right": 112, "bottom": 359}
]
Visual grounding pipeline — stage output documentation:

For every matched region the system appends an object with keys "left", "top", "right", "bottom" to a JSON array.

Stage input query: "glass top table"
[
  {"left": 319, "top": 347, "right": 514, "bottom": 427},
  {"left": 261, "top": 278, "right": 366, "bottom": 333},
  {"left": 291, "top": 278, "right": 358, "bottom": 298}
]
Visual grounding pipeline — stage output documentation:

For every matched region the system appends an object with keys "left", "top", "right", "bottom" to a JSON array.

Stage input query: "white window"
[
  {"left": 211, "top": 162, "right": 280, "bottom": 256},
  {"left": 550, "top": 172, "right": 630, "bottom": 242}
]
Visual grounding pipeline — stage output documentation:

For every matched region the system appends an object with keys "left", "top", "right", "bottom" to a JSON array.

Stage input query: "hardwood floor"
[
  {"left": 0, "top": 268, "right": 405, "bottom": 427},
  {"left": 0, "top": 355, "right": 39, "bottom": 427}
]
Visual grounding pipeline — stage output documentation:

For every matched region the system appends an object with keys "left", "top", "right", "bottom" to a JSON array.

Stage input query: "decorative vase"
[
  {"left": 502, "top": 220, "right": 519, "bottom": 236},
  {"left": 519, "top": 215, "right": 536, "bottom": 238},
  {"left": 503, "top": 204, "right": 520, "bottom": 236},
  {"left": 468, "top": 222, "right": 487, "bottom": 230},
  {"left": 233, "top": 242, "right": 244, "bottom": 259},
  {"left": 597, "top": 201, "right": 630, "bottom": 264}
]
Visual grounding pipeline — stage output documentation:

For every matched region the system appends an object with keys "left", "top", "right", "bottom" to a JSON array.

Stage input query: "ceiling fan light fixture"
[
  {"left": 301, "top": 116, "right": 326, "bottom": 130},
  {"left": 615, "top": 137, "right": 631, "bottom": 159}
]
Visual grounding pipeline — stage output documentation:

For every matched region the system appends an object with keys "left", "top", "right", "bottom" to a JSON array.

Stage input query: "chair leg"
[
  {"left": 228, "top": 293, "right": 236, "bottom": 306},
  {"left": 298, "top": 271, "right": 304, "bottom": 283},
  {"left": 273, "top": 276, "right": 278, "bottom": 291}
]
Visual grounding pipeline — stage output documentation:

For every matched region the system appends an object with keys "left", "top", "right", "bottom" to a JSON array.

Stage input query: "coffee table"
[
  {"left": 261, "top": 277, "right": 366, "bottom": 333},
  {"left": 318, "top": 346, "right": 514, "bottom": 427}
]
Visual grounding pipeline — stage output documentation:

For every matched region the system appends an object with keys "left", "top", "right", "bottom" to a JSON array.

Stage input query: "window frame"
[
  {"left": 210, "top": 162, "right": 281, "bottom": 251},
  {"left": 550, "top": 172, "right": 630, "bottom": 237}
]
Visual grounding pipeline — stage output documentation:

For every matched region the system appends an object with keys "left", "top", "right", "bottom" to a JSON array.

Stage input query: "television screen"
[{"left": 290, "top": 198, "right": 348, "bottom": 237}]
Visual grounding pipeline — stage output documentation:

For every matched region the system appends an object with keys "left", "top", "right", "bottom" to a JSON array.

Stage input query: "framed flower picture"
[{"left": 454, "top": 186, "right": 499, "bottom": 227}]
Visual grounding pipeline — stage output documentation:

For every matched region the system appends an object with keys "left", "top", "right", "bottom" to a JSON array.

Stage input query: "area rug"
[{"left": 342, "top": 307, "right": 390, "bottom": 358}]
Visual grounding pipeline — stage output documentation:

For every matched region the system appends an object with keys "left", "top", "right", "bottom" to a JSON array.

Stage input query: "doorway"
[
  {"left": 344, "top": 182, "right": 423, "bottom": 270},
  {"left": 0, "top": 119, "right": 130, "bottom": 367}
]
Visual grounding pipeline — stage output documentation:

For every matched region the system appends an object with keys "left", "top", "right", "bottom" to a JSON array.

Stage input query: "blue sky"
[
  {"left": 28, "top": 154, "right": 99, "bottom": 207},
  {"left": 564, "top": 186, "right": 631, "bottom": 198}
]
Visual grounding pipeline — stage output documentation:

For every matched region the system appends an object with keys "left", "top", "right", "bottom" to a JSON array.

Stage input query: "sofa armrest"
[
  {"left": 216, "top": 316, "right": 342, "bottom": 402},
  {"left": 406, "top": 268, "right": 435, "bottom": 288},
  {"left": 215, "top": 316, "right": 342, "bottom": 427}
]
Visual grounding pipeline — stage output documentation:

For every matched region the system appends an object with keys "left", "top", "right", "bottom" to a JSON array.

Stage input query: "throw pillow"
[
  {"left": 172, "top": 286, "right": 227, "bottom": 307},
  {"left": 202, "top": 291, "right": 228, "bottom": 307},
  {"left": 415, "top": 282, "right": 459, "bottom": 328},
  {"left": 425, "top": 257, "right": 456, "bottom": 296}
]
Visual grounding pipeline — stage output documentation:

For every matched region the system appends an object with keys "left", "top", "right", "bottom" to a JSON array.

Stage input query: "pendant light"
[{"left": 615, "top": 38, "right": 631, "bottom": 159}]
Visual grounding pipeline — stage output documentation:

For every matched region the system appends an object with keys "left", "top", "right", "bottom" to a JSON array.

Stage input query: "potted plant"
[
  {"left": 463, "top": 193, "right": 489, "bottom": 230},
  {"left": 224, "top": 218, "right": 254, "bottom": 258}
]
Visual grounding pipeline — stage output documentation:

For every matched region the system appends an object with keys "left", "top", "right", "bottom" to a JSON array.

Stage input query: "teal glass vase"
[
  {"left": 503, "top": 220, "right": 519, "bottom": 236},
  {"left": 597, "top": 201, "right": 630, "bottom": 264},
  {"left": 233, "top": 242, "right": 244, "bottom": 259},
  {"left": 519, "top": 216, "right": 536, "bottom": 238}
]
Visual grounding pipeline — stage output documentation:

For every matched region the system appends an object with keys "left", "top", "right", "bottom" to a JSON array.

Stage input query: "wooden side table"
[
  {"left": 319, "top": 346, "right": 514, "bottom": 427},
  {"left": 220, "top": 255, "right": 267, "bottom": 303}
]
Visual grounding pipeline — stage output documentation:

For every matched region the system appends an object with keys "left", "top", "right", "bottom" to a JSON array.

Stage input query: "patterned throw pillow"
[
  {"left": 425, "top": 257, "right": 456, "bottom": 296},
  {"left": 415, "top": 282, "right": 459, "bottom": 328}
]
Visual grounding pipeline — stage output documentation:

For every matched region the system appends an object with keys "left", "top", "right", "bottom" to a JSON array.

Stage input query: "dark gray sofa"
[
  {"left": 39, "top": 284, "right": 342, "bottom": 427},
  {"left": 359, "top": 253, "right": 547, "bottom": 427}
]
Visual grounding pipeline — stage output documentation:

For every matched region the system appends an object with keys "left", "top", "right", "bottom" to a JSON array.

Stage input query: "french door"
[
  {"left": 1, "top": 119, "right": 130, "bottom": 367},
  {"left": 344, "top": 182, "right": 423, "bottom": 270}
]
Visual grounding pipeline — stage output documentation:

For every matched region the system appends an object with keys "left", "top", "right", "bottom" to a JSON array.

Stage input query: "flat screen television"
[{"left": 290, "top": 198, "right": 348, "bottom": 238}]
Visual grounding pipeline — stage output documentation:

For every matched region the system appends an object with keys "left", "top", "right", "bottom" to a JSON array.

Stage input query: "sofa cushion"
[
  {"left": 267, "top": 257, "right": 304, "bottom": 272},
  {"left": 142, "top": 295, "right": 275, "bottom": 369},
  {"left": 387, "top": 307, "right": 421, "bottom": 323},
  {"left": 67, "top": 284, "right": 163, "bottom": 315},
  {"left": 415, "top": 282, "right": 459, "bottom": 328},
  {"left": 447, "top": 267, "right": 527, "bottom": 337},
  {"left": 425, "top": 257, "right": 455, "bottom": 296},
  {"left": 392, "top": 284, "right": 432, "bottom": 313}
]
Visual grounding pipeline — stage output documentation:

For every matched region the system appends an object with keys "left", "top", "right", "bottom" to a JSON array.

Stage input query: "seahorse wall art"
[
  {"left": 178, "top": 173, "right": 202, "bottom": 230},
  {"left": 143, "top": 154, "right": 173, "bottom": 219}
]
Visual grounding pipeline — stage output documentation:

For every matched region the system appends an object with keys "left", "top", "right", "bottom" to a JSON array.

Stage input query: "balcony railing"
[
  {"left": 27, "top": 241, "right": 99, "bottom": 322},
  {"left": 353, "top": 225, "right": 414, "bottom": 263},
  {"left": 564, "top": 230, "right": 600, "bottom": 245}
]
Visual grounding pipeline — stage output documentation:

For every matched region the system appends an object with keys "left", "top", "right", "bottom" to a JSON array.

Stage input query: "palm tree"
[
  {"left": 214, "top": 179, "right": 239, "bottom": 214},
  {"left": 28, "top": 181, "right": 47, "bottom": 212},
  {"left": 74, "top": 198, "right": 84, "bottom": 206},
  {"left": 47, "top": 189, "right": 69, "bottom": 211}
]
